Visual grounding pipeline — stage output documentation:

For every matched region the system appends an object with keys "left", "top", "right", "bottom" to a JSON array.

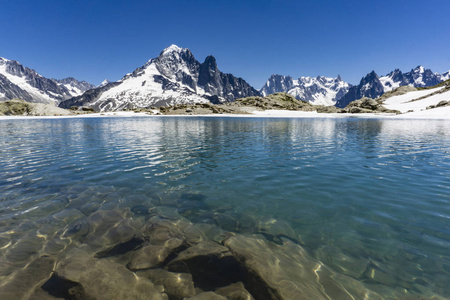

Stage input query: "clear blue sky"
[{"left": 1, "top": 0, "right": 449, "bottom": 87}]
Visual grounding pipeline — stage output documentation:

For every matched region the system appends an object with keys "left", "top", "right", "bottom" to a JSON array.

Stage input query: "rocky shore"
[
  {"left": 1, "top": 92, "right": 401, "bottom": 118},
  {"left": 139, "top": 93, "right": 400, "bottom": 116},
  {"left": 0, "top": 99, "right": 92, "bottom": 117}
]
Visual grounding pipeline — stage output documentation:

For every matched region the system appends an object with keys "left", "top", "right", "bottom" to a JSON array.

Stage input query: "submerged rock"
[
  {"left": 215, "top": 281, "right": 255, "bottom": 300},
  {"left": 138, "top": 269, "right": 196, "bottom": 300},
  {"left": 167, "top": 241, "right": 243, "bottom": 291},
  {"left": 127, "top": 238, "right": 184, "bottom": 270},
  {"left": 0, "top": 256, "right": 55, "bottom": 299},
  {"left": 76, "top": 209, "right": 142, "bottom": 250},
  {"left": 49, "top": 249, "right": 168, "bottom": 300},
  {"left": 185, "top": 291, "right": 227, "bottom": 300},
  {"left": 223, "top": 234, "right": 383, "bottom": 300}
]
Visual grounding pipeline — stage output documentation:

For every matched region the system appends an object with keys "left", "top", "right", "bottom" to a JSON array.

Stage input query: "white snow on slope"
[
  {"left": 383, "top": 86, "right": 447, "bottom": 113},
  {"left": 0, "top": 60, "right": 55, "bottom": 103},
  {"left": 94, "top": 61, "right": 207, "bottom": 111},
  {"left": 58, "top": 83, "right": 83, "bottom": 97},
  {"left": 379, "top": 76, "right": 401, "bottom": 92}
]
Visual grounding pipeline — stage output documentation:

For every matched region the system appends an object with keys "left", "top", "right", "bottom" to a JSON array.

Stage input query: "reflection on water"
[{"left": 0, "top": 116, "right": 449, "bottom": 299}]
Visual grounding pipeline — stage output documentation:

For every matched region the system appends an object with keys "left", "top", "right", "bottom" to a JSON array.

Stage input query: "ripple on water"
[{"left": 0, "top": 117, "right": 449, "bottom": 299}]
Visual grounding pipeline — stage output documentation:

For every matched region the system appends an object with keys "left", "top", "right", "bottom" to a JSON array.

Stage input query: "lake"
[{"left": 0, "top": 116, "right": 449, "bottom": 299}]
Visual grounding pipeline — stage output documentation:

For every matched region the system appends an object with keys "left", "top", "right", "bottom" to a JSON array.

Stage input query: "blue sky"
[{"left": 1, "top": 0, "right": 449, "bottom": 87}]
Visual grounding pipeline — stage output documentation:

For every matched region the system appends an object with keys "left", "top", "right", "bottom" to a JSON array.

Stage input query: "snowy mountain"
[
  {"left": 54, "top": 77, "right": 95, "bottom": 97},
  {"left": 59, "top": 45, "right": 260, "bottom": 111},
  {"left": 0, "top": 57, "right": 94, "bottom": 104},
  {"left": 260, "top": 74, "right": 351, "bottom": 106},
  {"left": 336, "top": 66, "right": 450, "bottom": 108}
]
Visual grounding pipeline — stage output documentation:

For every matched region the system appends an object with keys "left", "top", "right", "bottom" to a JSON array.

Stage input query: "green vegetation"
[
  {"left": 0, "top": 99, "right": 32, "bottom": 116},
  {"left": 234, "top": 92, "right": 316, "bottom": 111}
]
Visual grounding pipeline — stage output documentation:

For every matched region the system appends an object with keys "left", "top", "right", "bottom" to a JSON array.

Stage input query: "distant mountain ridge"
[
  {"left": 260, "top": 74, "right": 351, "bottom": 106},
  {"left": 59, "top": 45, "right": 260, "bottom": 111},
  {"left": 0, "top": 57, "right": 95, "bottom": 104},
  {"left": 335, "top": 66, "right": 450, "bottom": 108},
  {"left": 2, "top": 49, "right": 449, "bottom": 111}
]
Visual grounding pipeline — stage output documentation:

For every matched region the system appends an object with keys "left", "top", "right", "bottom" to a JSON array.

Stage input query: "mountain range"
[
  {"left": 260, "top": 74, "right": 351, "bottom": 106},
  {"left": 335, "top": 66, "right": 450, "bottom": 107},
  {"left": 1, "top": 46, "right": 449, "bottom": 110},
  {"left": 0, "top": 57, "right": 94, "bottom": 104}
]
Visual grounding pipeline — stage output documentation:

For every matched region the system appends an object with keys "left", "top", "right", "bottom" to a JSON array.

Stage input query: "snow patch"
[{"left": 383, "top": 86, "right": 447, "bottom": 113}]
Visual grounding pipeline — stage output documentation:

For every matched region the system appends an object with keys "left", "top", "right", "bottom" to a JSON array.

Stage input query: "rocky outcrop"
[
  {"left": 234, "top": 92, "right": 316, "bottom": 111},
  {"left": 339, "top": 97, "right": 401, "bottom": 114},
  {"left": 0, "top": 99, "right": 76, "bottom": 116}
]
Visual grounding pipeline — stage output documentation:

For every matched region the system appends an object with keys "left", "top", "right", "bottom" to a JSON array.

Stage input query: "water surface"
[{"left": 0, "top": 116, "right": 449, "bottom": 299}]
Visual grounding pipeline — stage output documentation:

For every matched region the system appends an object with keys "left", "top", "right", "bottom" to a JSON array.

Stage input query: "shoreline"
[{"left": 1, "top": 107, "right": 450, "bottom": 120}]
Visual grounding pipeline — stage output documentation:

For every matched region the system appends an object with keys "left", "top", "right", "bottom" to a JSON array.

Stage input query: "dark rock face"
[
  {"left": 0, "top": 74, "right": 34, "bottom": 102},
  {"left": 0, "top": 58, "right": 94, "bottom": 104},
  {"left": 58, "top": 45, "right": 260, "bottom": 111},
  {"left": 336, "top": 71, "right": 384, "bottom": 108},
  {"left": 260, "top": 75, "right": 295, "bottom": 96},
  {"left": 336, "top": 66, "right": 448, "bottom": 108}
]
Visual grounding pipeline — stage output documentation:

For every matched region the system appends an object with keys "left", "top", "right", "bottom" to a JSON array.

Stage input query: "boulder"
[
  {"left": 436, "top": 100, "right": 449, "bottom": 107},
  {"left": 127, "top": 238, "right": 183, "bottom": 270},
  {"left": 167, "top": 241, "right": 243, "bottom": 291},
  {"left": 186, "top": 292, "right": 228, "bottom": 300},
  {"left": 138, "top": 269, "right": 196, "bottom": 300},
  {"left": 0, "top": 256, "right": 55, "bottom": 299},
  {"left": 360, "top": 98, "right": 379, "bottom": 110},
  {"left": 215, "top": 281, "right": 255, "bottom": 300},
  {"left": 223, "top": 234, "right": 382, "bottom": 300},
  {"left": 48, "top": 249, "right": 168, "bottom": 300},
  {"left": 349, "top": 107, "right": 374, "bottom": 114}
]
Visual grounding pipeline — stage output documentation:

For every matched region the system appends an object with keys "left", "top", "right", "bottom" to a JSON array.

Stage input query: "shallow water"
[{"left": 0, "top": 116, "right": 449, "bottom": 299}]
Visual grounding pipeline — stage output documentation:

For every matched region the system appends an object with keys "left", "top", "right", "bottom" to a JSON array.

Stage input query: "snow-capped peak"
[
  {"left": 99, "top": 79, "right": 110, "bottom": 87},
  {"left": 413, "top": 65, "right": 425, "bottom": 73},
  {"left": 161, "top": 44, "right": 184, "bottom": 55},
  {"left": 0, "top": 57, "right": 10, "bottom": 62},
  {"left": 260, "top": 74, "right": 351, "bottom": 106}
]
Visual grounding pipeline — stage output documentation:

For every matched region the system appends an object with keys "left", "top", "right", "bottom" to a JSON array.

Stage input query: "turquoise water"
[{"left": 1, "top": 116, "right": 449, "bottom": 299}]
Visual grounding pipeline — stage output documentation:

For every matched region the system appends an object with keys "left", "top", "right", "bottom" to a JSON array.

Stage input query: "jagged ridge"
[
  {"left": 0, "top": 57, "right": 94, "bottom": 104},
  {"left": 336, "top": 66, "right": 450, "bottom": 108},
  {"left": 260, "top": 74, "right": 351, "bottom": 106}
]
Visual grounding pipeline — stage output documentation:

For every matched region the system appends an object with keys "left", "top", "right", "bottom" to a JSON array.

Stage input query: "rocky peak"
[
  {"left": 202, "top": 55, "right": 218, "bottom": 70},
  {"left": 99, "top": 79, "right": 110, "bottom": 87},
  {"left": 260, "top": 74, "right": 295, "bottom": 96},
  {"left": 154, "top": 45, "right": 199, "bottom": 82},
  {"left": 412, "top": 65, "right": 425, "bottom": 73},
  {"left": 198, "top": 56, "right": 219, "bottom": 88}
]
